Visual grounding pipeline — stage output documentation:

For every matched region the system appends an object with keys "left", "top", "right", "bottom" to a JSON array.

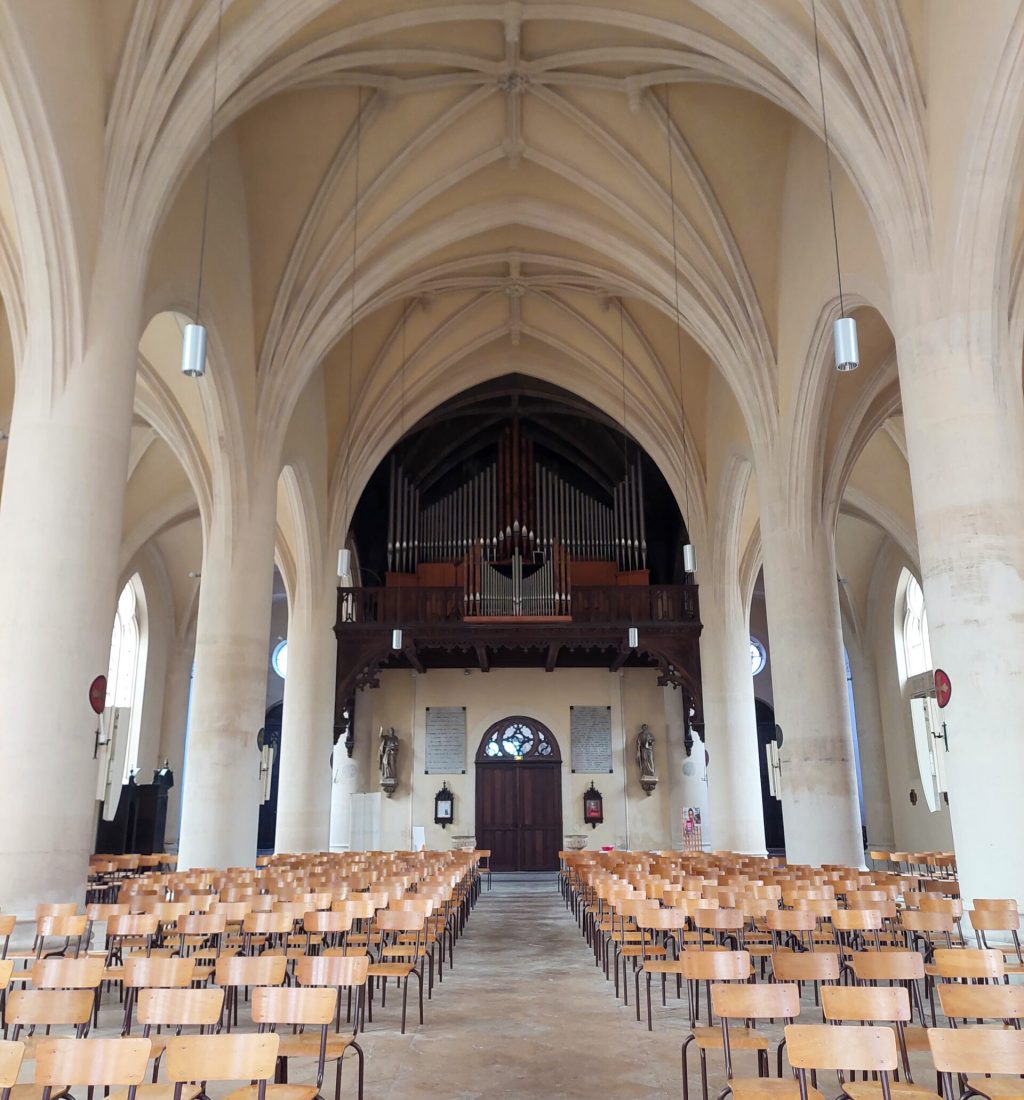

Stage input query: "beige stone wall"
[{"left": 348, "top": 667, "right": 678, "bottom": 854}]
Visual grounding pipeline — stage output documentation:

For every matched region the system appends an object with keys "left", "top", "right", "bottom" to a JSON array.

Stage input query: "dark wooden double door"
[{"left": 476, "top": 763, "right": 562, "bottom": 871}]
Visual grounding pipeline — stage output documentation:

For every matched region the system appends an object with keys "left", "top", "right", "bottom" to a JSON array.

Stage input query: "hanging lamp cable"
[
  {"left": 810, "top": 0, "right": 846, "bottom": 319},
  {"left": 663, "top": 85, "right": 694, "bottom": 570},
  {"left": 342, "top": 88, "right": 364, "bottom": 546},
  {"left": 194, "top": 0, "right": 225, "bottom": 324}
]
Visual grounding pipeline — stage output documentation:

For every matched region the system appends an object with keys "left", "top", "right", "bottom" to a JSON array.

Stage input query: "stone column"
[
  {"left": 176, "top": 477, "right": 277, "bottom": 870},
  {"left": 274, "top": 577, "right": 336, "bottom": 853},
  {"left": 699, "top": 582, "right": 767, "bottom": 854},
  {"left": 157, "top": 638, "right": 196, "bottom": 849},
  {"left": 664, "top": 687, "right": 710, "bottom": 849},
  {"left": 894, "top": 303, "right": 1024, "bottom": 903},
  {"left": 759, "top": 491, "right": 864, "bottom": 868},
  {"left": 0, "top": 281, "right": 141, "bottom": 916}
]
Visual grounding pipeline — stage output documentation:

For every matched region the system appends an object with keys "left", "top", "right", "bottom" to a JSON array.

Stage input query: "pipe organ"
[{"left": 385, "top": 421, "right": 648, "bottom": 617}]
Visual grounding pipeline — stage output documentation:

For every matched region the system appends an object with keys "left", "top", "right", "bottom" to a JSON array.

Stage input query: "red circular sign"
[
  {"left": 934, "top": 668, "right": 952, "bottom": 709},
  {"left": 88, "top": 675, "right": 107, "bottom": 715}
]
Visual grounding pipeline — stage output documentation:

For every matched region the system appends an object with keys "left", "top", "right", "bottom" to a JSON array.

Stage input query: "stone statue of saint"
[
  {"left": 636, "top": 723, "right": 656, "bottom": 781},
  {"left": 378, "top": 726, "right": 399, "bottom": 793}
]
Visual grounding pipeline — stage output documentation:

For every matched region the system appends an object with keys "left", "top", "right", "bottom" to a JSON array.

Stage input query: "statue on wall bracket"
[
  {"left": 379, "top": 726, "right": 400, "bottom": 798},
  {"left": 636, "top": 723, "right": 658, "bottom": 795}
]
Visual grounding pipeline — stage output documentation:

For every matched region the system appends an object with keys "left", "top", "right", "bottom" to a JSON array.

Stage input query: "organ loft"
[{"left": 334, "top": 377, "right": 704, "bottom": 753}]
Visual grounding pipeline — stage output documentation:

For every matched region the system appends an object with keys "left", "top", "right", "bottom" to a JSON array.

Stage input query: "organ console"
[{"left": 385, "top": 419, "right": 649, "bottom": 619}]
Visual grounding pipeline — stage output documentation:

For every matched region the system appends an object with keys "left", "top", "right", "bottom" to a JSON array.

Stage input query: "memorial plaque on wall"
[
  {"left": 424, "top": 706, "right": 467, "bottom": 774},
  {"left": 570, "top": 705, "right": 613, "bottom": 773}
]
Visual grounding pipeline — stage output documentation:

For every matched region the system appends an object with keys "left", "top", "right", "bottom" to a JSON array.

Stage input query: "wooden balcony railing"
[{"left": 336, "top": 585, "right": 699, "bottom": 627}]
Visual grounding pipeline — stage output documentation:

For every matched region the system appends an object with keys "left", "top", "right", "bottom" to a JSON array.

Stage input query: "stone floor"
[{"left": 48, "top": 878, "right": 942, "bottom": 1099}]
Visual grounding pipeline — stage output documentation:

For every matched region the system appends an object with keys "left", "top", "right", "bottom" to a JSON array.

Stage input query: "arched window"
[
  {"left": 902, "top": 574, "right": 932, "bottom": 678},
  {"left": 105, "top": 576, "right": 148, "bottom": 783},
  {"left": 894, "top": 569, "right": 945, "bottom": 811},
  {"left": 475, "top": 716, "right": 562, "bottom": 762}
]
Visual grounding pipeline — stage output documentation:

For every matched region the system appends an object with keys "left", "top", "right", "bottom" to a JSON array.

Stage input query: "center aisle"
[{"left": 370, "top": 875, "right": 690, "bottom": 1099}]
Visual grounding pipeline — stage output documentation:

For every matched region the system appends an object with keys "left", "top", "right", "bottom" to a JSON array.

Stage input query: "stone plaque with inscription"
[
  {"left": 570, "top": 705, "right": 613, "bottom": 773},
  {"left": 424, "top": 706, "right": 467, "bottom": 774}
]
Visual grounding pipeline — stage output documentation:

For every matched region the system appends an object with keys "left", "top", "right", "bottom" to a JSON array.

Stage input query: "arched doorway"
[{"left": 475, "top": 717, "right": 563, "bottom": 872}]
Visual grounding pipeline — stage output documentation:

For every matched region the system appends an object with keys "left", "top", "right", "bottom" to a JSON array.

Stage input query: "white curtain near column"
[
  {"left": 177, "top": 479, "right": 278, "bottom": 869},
  {"left": 274, "top": 579, "right": 336, "bottom": 853},
  {"left": 895, "top": 303, "right": 1024, "bottom": 904},
  {"left": 759, "top": 491, "right": 864, "bottom": 868},
  {"left": 0, "top": 303, "right": 141, "bottom": 916},
  {"left": 663, "top": 687, "right": 710, "bottom": 850}
]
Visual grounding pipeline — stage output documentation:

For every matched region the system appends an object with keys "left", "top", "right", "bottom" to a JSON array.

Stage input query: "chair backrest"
[
  {"left": 785, "top": 1023, "right": 897, "bottom": 1072},
  {"left": 770, "top": 950, "right": 841, "bottom": 983},
  {"left": 0, "top": 1041, "right": 24, "bottom": 1089},
  {"left": 303, "top": 911, "right": 352, "bottom": 935},
  {"left": 0, "top": 959, "right": 13, "bottom": 989},
  {"left": 243, "top": 911, "right": 293, "bottom": 936},
  {"left": 695, "top": 907, "right": 744, "bottom": 930},
  {"left": 163, "top": 1032, "right": 279, "bottom": 1084},
  {"left": 763, "top": 909, "right": 818, "bottom": 933},
  {"left": 711, "top": 981, "right": 799, "bottom": 1020},
  {"left": 900, "top": 910, "right": 956, "bottom": 934},
  {"left": 251, "top": 986, "right": 337, "bottom": 1026},
  {"left": 375, "top": 909, "right": 425, "bottom": 933},
  {"left": 33, "top": 1037, "right": 152, "bottom": 1087},
  {"left": 938, "top": 982, "right": 1024, "bottom": 1021},
  {"left": 31, "top": 957, "right": 105, "bottom": 989},
  {"left": 295, "top": 954, "right": 369, "bottom": 988},
  {"left": 928, "top": 1026, "right": 1024, "bottom": 1076},
  {"left": 969, "top": 908, "right": 1021, "bottom": 932},
  {"left": 37, "top": 914, "right": 88, "bottom": 940},
  {"left": 932, "top": 947, "right": 1004, "bottom": 980},
  {"left": 821, "top": 984, "right": 911, "bottom": 1022},
  {"left": 680, "top": 950, "right": 750, "bottom": 981},
  {"left": 176, "top": 914, "right": 227, "bottom": 937},
  {"left": 137, "top": 987, "right": 225, "bottom": 1028},
  {"left": 107, "top": 914, "right": 159, "bottom": 939},
  {"left": 214, "top": 955, "right": 287, "bottom": 989},
  {"left": 831, "top": 908, "right": 882, "bottom": 931},
  {"left": 123, "top": 956, "right": 196, "bottom": 989},
  {"left": 973, "top": 899, "right": 1019, "bottom": 913},
  {"left": 850, "top": 949, "right": 924, "bottom": 983},
  {"left": 36, "top": 904, "right": 77, "bottom": 919},
  {"left": 6, "top": 989, "right": 94, "bottom": 1029}
]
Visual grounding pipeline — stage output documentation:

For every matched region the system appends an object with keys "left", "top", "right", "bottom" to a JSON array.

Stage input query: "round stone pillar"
[
  {"left": 0, "top": 299, "right": 140, "bottom": 915},
  {"left": 759, "top": 495, "right": 864, "bottom": 868},
  {"left": 274, "top": 581, "right": 336, "bottom": 853},
  {"left": 699, "top": 582, "right": 767, "bottom": 854},
  {"left": 894, "top": 305, "right": 1024, "bottom": 903},
  {"left": 176, "top": 479, "right": 278, "bottom": 870}
]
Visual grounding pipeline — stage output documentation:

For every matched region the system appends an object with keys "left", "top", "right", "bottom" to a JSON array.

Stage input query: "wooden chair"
[
  {"left": 29, "top": 957, "right": 104, "bottom": 990},
  {"left": 770, "top": 951, "right": 840, "bottom": 1011},
  {"left": 6, "top": 988, "right": 95, "bottom": 1056},
  {"left": 928, "top": 1025, "right": 1024, "bottom": 1100},
  {"left": 850, "top": 951, "right": 929, "bottom": 1037},
  {"left": 970, "top": 908, "right": 1024, "bottom": 972},
  {"left": 0, "top": 1039, "right": 23, "bottom": 1100},
  {"left": 680, "top": 951, "right": 752, "bottom": 1100},
  {"left": 633, "top": 908, "right": 689, "bottom": 1029},
  {"left": 120, "top": 955, "right": 197, "bottom": 1035},
  {"left": 215, "top": 955, "right": 287, "bottom": 1031},
  {"left": 366, "top": 910, "right": 425, "bottom": 1034},
  {"left": 161, "top": 1032, "right": 279, "bottom": 1100},
  {"left": 937, "top": 982, "right": 1024, "bottom": 1031},
  {"left": 0, "top": 917, "right": 14, "bottom": 962},
  {"left": 713, "top": 981, "right": 801, "bottom": 1090},
  {"left": 926, "top": 949, "right": 1005, "bottom": 1026},
  {"left": 785, "top": 1023, "right": 899, "bottom": 1100},
  {"left": 297, "top": 954, "right": 370, "bottom": 1035},
  {"left": 134, "top": 986, "right": 225, "bottom": 1081},
  {"left": 253, "top": 985, "right": 364, "bottom": 1100},
  {"left": 820, "top": 985, "right": 932, "bottom": 1100},
  {"left": 33, "top": 1036, "right": 151, "bottom": 1100}
]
